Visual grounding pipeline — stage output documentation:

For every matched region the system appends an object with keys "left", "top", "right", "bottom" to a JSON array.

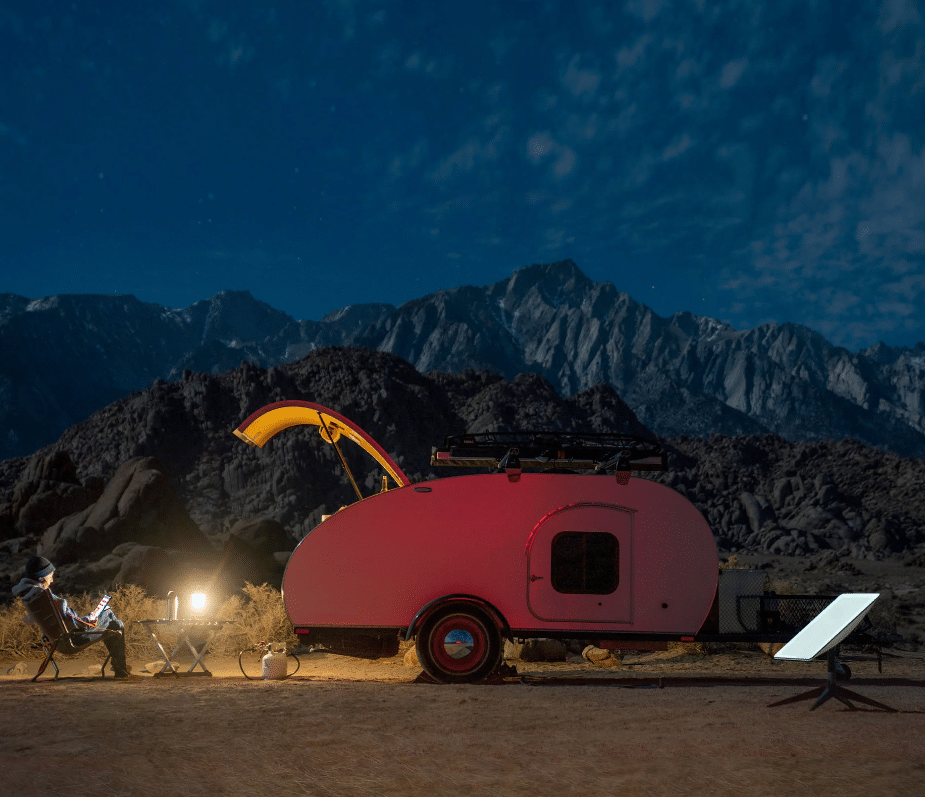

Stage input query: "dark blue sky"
[{"left": 2, "top": 0, "right": 924, "bottom": 350}]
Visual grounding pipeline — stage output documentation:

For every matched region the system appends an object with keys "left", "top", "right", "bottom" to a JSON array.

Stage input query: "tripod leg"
[
  {"left": 770, "top": 647, "right": 896, "bottom": 711},
  {"left": 832, "top": 686, "right": 897, "bottom": 713},
  {"left": 768, "top": 686, "right": 825, "bottom": 708},
  {"left": 811, "top": 687, "right": 852, "bottom": 711}
]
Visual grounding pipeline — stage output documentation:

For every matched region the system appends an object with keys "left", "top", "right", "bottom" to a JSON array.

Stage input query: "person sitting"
[{"left": 12, "top": 555, "right": 133, "bottom": 679}]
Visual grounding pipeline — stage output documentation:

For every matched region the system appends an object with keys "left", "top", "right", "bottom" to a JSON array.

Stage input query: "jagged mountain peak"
[
  {"left": 859, "top": 340, "right": 922, "bottom": 366},
  {"left": 320, "top": 303, "right": 396, "bottom": 331},
  {"left": 195, "top": 290, "right": 293, "bottom": 345},
  {"left": 493, "top": 259, "right": 595, "bottom": 307},
  {"left": 667, "top": 310, "right": 736, "bottom": 340},
  {"left": 0, "top": 293, "right": 30, "bottom": 323},
  {"left": 19, "top": 292, "right": 156, "bottom": 315},
  {"left": 2, "top": 260, "right": 925, "bottom": 461}
]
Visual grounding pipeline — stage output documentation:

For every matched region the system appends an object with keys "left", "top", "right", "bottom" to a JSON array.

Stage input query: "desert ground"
[
  {"left": 2, "top": 642, "right": 923, "bottom": 797},
  {"left": 3, "top": 549, "right": 923, "bottom": 796}
]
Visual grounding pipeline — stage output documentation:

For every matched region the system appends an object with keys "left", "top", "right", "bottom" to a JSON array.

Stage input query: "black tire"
[{"left": 415, "top": 604, "right": 502, "bottom": 684}]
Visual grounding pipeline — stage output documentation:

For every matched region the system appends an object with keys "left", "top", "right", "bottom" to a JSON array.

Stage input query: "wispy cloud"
[
  {"left": 718, "top": 58, "right": 748, "bottom": 89},
  {"left": 624, "top": 0, "right": 668, "bottom": 23},
  {"left": 662, "top": 133, "right": 694, "bottom": 161},
  {"left": 526, "top": 131, "right": 557, "bottom": 163},
  {"left": 367, "top": 2, "right": 925, "bottom": 347},
  {"left": 561, "top": 55, "right": 602, "bottom": 98},
  {"left": 427, "top": 123, "right": 508, "bottom": 183}
]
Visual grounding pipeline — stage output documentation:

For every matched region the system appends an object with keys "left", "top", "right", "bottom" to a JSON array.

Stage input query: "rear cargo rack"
[{"left": 431, "top": 431, "right": 667, "bottom": 473}]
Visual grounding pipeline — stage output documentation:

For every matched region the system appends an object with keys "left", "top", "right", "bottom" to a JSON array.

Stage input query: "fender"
[{"left": 405, "top": 594, "right": 513, "bottom": 643}]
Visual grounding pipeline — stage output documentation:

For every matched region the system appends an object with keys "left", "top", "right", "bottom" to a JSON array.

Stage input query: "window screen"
[{"left": 550, "top": 531, "right": 619, "bottom": 594}]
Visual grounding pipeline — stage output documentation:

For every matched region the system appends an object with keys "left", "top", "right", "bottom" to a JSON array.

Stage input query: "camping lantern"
[{"left": 190, "top": 592, "right": 208, "bottom": 614}]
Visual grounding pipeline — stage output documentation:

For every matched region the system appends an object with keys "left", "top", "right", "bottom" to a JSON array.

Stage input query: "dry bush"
[
  {"left": 2, "top": 583, "right": 297, "bottom": 662},
  {"left": 109, "top": 585, "right": 172, "bottom": 659},
  {"left": 766, "top": 576, "right": 797, "bottom": 595},
  {"left": 210, "top": 582, "right": 299, "bottom": 656},
  {"left": 667, "top": 640, "right": 714, "bottom": 656},
  {"left": 0, "top": 601, "right": 45, "bottom": 657}
]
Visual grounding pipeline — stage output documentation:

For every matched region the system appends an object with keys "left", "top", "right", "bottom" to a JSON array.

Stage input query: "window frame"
[{"left": 549, "top": 530, "right": 619, "bottom": 595}]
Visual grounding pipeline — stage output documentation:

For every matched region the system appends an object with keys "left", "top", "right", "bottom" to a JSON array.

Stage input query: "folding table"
[{"left": 134, "top": 619, "right": 228, "bottom": 677}]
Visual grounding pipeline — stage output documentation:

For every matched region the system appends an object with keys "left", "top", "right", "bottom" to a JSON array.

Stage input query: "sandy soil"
[{"left": 2, "top": 646, "right": 923, "bottom": 797}]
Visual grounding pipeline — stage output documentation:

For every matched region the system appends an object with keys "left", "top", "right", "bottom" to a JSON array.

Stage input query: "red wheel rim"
[{"left": 430, "top": 615, "right": 488, "bottom": 674}]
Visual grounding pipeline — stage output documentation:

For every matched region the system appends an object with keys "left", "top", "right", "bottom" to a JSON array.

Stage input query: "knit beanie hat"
[{"left": 25, "top": 555, "right": 55, "bottom": 581}]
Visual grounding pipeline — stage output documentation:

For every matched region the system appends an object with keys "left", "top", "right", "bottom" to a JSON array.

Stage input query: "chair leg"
[
  {"left": 31, "top": 654, "right": 59, "bottom": 682},
  {"left": 32, "top": 640, "right": 61, "bottom": 682},
  {"left": 100, "top": 654, "right": 111, "bottom": 678}
]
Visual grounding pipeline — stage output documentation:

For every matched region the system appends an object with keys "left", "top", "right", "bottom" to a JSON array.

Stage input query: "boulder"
[
  {"left": 771, "top": 478, "right": 794, "bottom": 508},
  {"left": 226, "top": 518, "right": 293, "bottom": 555},
  {"left": 0, "top": 503, "right": 16, "bottom": 541},
  {"left": 49, "top": 545, "right": 173, "bottom": 595},
  {"left": 11, "top": 450, "right": 81, "bottom": 513},
  {"left": 40, "top": 457, "right": 208, "bottom": 564},
  {"left": 80, "top": 553, "right": 125, "bottom": 583},
  {"left": 40, "top": 509, "right": 100, "bottom": 564},
  {"left": 16, "top": 483, "right": 99, "bottom": 538},
  {"left": 219, "top": 520, "right": 292, "bottom": 589},
  {"left": 865, "top": 516, "right": 903, "bottom": 554},
  {"left": 10, "top": 451, "right": 101, "bottom": 538},
  {"left": 582, "top": 645, "right": 612, "bottom": 664},
  {"left": 783, "top": 504, "right": 837, "bottom": 536},
  {"left": 519, "top": 638, "right": 568, "bottom": 662},
  {"left": 739, "top": 492, "right": 776, "bottom": 534},
  {"left": 113, "top": 544, "right": 174, "bottom": 594},
  {"left": 503, "top": 639, "right": 524, "bottom": 660},
  {"left": 81, "top": 458, "right": 151, "bottom": 531}
]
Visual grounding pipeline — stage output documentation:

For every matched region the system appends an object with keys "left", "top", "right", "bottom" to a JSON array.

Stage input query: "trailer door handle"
[{"left": 530, "top": 575, "right": 544, "bottom": 582}]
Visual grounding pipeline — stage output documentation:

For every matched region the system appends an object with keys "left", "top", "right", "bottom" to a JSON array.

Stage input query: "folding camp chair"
[{"left": 23, "top": 589, "right": 121, "bottom": 681}]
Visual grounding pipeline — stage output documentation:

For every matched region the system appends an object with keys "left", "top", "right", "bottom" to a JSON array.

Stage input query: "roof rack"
[{"left": 431, "top": 431, "right": 667, "bottom": 473}]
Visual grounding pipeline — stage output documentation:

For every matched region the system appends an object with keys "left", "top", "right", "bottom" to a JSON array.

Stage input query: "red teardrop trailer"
[{"left": 233, "top": 400, "right": 865, "bottom": 684}]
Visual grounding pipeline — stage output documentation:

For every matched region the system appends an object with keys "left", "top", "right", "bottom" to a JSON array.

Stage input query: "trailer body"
[
  {"left": 283, "top": 471, "right": 717, "bottom": 638},
  {"left": 235, "top": 400, "right": 734, "bottom": 681}
]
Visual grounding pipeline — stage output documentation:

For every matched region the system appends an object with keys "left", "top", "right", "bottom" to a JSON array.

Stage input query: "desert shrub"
[
  {"left": 110, "top": 585, "right": 172, "bottom": 658},
  {"left": 766, "top": 576, "right": 797, "bottom": 595},
  {"left": 667, "top": 640, "right": 714, "bottom": 656},
  {"left": 0, "top": 601, "right": 45, "bottom": 657},
  {"left": 210, "top": 582, "right": 298, "bottom": 656},
  {"left": 2, "top": 582, "right": 297, "bottom": 661}
]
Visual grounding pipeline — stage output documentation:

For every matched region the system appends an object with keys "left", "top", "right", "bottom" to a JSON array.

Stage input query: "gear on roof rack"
[{"left": 430, "top": 431, "right": 667, "bottom": 473}]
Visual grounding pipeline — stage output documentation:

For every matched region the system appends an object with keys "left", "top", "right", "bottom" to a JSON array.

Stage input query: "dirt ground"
[{"left": 2, "top": 645, "right": 923, "bottom": 797}]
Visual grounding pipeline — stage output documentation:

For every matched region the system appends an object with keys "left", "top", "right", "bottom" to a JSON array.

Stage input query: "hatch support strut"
[{"left": 318, "top": 411, "right": 364, "bottom": 502}]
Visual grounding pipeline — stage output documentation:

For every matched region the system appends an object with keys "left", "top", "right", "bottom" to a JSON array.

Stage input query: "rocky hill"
[
  {"left": 0, "top": 290, "right": 367, "bottom": 459},
  {"left": 0, "top": 348, "right": 653, "bottom": 593},
  {"left": 1, "top": 346, "right": 923, "bottom": 597},
  {"left": 2, "top": 347, "right": 923, "bottom": 646},
  {"left": 3, "top": 261, "right": 925, "bottom": 461}
]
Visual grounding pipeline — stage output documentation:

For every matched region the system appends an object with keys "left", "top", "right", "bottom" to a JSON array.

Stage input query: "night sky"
[{"left": 2, "top": 1, "right": 924, "bottom": 351}]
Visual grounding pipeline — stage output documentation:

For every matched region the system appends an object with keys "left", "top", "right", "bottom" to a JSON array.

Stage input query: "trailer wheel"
[{"left": 416, "top": 605, "right": 502, "bottom": 684}]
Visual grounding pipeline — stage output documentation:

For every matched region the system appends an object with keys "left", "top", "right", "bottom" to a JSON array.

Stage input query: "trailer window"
[{"left": 550, "top": 531, "right": 618, "bottom": 594}]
